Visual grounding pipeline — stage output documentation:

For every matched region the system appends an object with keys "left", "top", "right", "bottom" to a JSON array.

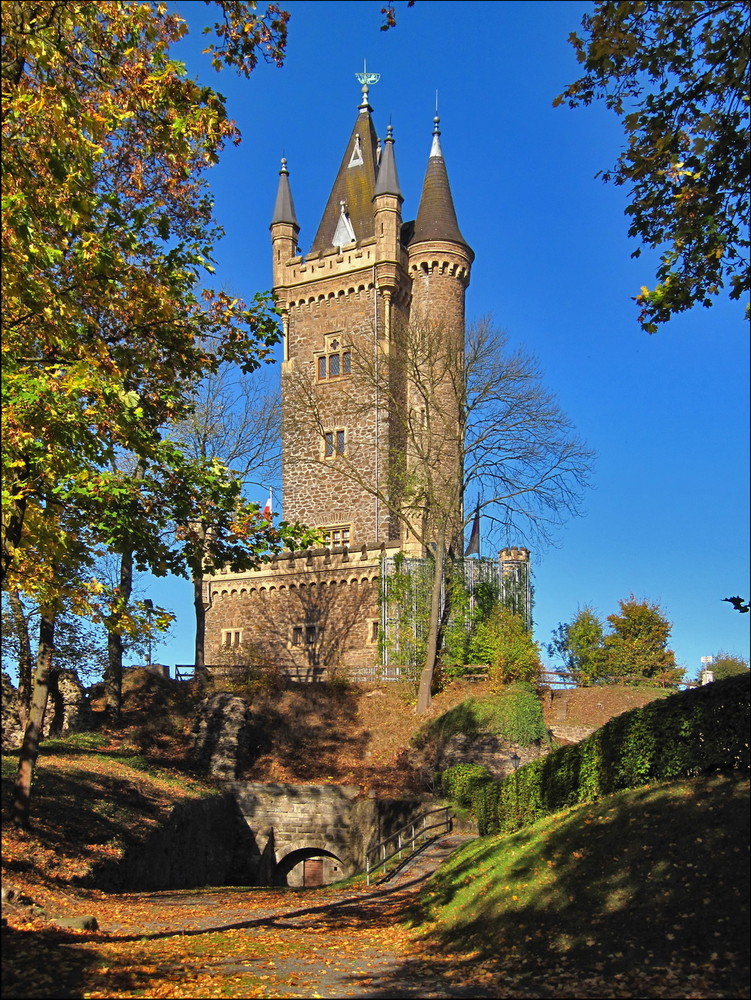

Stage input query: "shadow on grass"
[{"left": 391, "top": 771, "right": 749, "bottom": 997}]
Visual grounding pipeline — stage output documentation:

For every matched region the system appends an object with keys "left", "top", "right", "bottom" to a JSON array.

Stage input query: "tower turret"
[
  {"left": 402, "top": 115, "right": 474, "bottom": 554},
  {"left": 372, "top": 124, "right": 404, "bottom": 332},
  {"left": 270, "top": 157, "right": 300, "bottom": 289},
  {"left": 407, "top": 115, "right": 474, "bottom": 329}
]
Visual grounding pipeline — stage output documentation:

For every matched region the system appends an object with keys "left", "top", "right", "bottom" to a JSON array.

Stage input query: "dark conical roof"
[
  {"left": 310, "top": 107, "right": 379, "bottom": 253},
  {"left": 373, "top": 125, "right": 402, "bottom": 198},
  {"left": 270, "top": 158, "right": 298, "bottom": 227},
  {"left": 408, "top": 117, "right": 471, "bottom": 252}
]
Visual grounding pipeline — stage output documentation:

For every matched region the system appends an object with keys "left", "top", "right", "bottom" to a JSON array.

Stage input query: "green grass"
[{"left": 406, "top": 772, "right": 749, "bottom": 995}]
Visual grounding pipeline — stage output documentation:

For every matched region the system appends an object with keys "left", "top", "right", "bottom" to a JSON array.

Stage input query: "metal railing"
[{"left": 365, "top": 805, "right": 453, "bottom": 886}]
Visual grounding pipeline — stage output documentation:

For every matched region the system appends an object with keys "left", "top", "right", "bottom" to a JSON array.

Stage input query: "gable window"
[
  {"left": 324, "top": 428, "right": 346, "bottom": 458},
  {"left": 316, "top": 336, "right": 351, "bottom": 381},
  {"left": 322, "top": 525, "right": 351, "bottom": 548}
]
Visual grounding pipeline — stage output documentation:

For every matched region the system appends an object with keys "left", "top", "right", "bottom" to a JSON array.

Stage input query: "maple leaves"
[{"left": 2, "top": 2, "right": 298, "bottom": 606}]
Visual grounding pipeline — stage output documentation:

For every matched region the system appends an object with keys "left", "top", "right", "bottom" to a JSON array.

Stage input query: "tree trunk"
[
  {"left": 193, "top": 571, "right": 208, "bottom": 685},
  {"left": 12, "top": 611, "right": 56, "bottom": 828},
  {"left": 416, "top": 528, "right": 446, "bottom": 714},
  {"left": 1, "top": 469, "right": 27, "bottom": 588},
  {"left": 104, "top": 461, "right": 143, "bottom": 718},
  {"left": 105, "top": 545, "right": 134, "bottom": 721},
  {"left": 9, "top": 589, "right": 33, "bottom": 723}
]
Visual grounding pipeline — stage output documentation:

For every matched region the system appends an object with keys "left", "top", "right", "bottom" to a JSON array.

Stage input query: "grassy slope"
[{"left": 407, "top": 771, "right": 750, "bottom": 998}]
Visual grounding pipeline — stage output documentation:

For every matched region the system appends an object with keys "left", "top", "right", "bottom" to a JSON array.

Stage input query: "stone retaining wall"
[{"left": 87, "top": 793, "right": 258, "bottom": 892}]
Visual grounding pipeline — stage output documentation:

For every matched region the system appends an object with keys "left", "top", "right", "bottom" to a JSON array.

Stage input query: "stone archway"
[{"left": 275, "top": 846, "right": 345, "bottom": 888}]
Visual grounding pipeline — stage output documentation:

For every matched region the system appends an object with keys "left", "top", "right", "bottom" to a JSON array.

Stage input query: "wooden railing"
[
  {"left": 172, "top": 665, "right": 635, "bottom": 689},
  {"left": 365, "top": 805, "right": 453, "bottom": 886}
]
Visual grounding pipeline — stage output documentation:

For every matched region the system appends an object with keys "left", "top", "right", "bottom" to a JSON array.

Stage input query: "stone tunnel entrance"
[
  {"left": 226, "top": 782, "right": 436, "bottom": 888},
  {"left": 276, "top": 847, "right": 345, "bottom": 887}
]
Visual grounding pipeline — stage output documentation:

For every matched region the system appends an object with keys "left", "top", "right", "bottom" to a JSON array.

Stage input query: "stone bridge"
[{"left": 226, "top": 782, "right": 433, "bottom": 887}]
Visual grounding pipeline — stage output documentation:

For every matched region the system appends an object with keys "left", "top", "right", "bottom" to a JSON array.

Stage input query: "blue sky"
[{"left": 142, "top": 0, "right": 750, "bottom": 677}]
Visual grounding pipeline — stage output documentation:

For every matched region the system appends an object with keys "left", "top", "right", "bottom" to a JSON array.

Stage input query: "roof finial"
[
  {"left": 430, "top": 100, "right": 442, "bottom": 158},
  {"left": 355, "top": 59, "right": 380, "bottom": 110}
]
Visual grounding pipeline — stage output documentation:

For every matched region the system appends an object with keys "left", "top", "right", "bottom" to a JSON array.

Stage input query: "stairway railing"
[{"left": 365, "top": 805, "right": 453, "bottom": 885}]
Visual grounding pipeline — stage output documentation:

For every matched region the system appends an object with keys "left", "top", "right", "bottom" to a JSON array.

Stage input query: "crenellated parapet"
[
  {"left": 499, "top": 547, "right": 531, "bottom": 563},
  {"left": 207, "top": 541, "right": 400, "bottom": 604}
]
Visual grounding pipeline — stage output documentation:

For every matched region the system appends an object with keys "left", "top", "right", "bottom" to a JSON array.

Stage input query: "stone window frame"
[
  {"left": 321, "top": 524, "right": 351, "bottom": 548},
  {"left": 315, "top": 334, "right": 352, "bottom": 383},
  {"left": 323, "top": 427, "right": 346, "bottom": 458},
  {"left": 222, "top": 628, "right": 243, "bottom": 648},
  {"left": 291, "top": 624, "right": 324, "bottom": 647}
]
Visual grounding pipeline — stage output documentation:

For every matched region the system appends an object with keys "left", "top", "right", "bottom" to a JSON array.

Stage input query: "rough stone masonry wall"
[
  {"left": 89, "top": 794, "right": 260, "bottom": 891},
  {"left": 227, "top": 782, "right": 362, "bottom": 879},
  {"left": 227, "top": 781, "right": 438, "bottom": 885},
  {"left": 282, "top": 287, "right": 393, "bottom": 545}
]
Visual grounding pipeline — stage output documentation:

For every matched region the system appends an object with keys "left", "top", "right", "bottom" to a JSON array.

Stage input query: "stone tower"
[
  {"left": 271, "top": 81, "right": 473, "bottom": 556},
  {"left": 202, "top": 81, "right": 475, "bottom": 674}
]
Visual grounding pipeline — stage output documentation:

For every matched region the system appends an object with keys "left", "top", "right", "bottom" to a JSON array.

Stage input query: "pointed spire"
[
  {"left": 311, "top": 95, "right": 379, "bottom": 253},
  {"left": 270, "top": 157, "right": 298, "bottom": 227},
  {"left": 374, "top": 124, "right": 402, "bottom": 198},
  {"left": 408, "top": 114, "right": 470, "bottom": 252}
]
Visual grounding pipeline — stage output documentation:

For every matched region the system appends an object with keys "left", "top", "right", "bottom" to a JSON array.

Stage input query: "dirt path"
[{"left": 79, "top": 834, "right": 494, "bottom": 998}]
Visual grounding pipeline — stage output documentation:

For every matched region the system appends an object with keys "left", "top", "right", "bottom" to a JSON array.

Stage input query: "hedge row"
[
  {"left": 473, "top": 673, "right": 749, "bottom": 835},
  {"left": 440, "top": 762, "right": 495, "bottom": 808}
]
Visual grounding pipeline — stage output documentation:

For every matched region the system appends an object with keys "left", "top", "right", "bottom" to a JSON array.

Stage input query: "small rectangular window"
[
  {"left": 342, "top": 351, "right": 351, "bottom": 374},
  {"left": 292, "top": 626, "right": 303, "bottom": 646},
  {"left": 329, "top": 353, "right": 341, "bottom": 377},
  {"left": 336, "top": 429, "right": 345, "bottom": 454},
  {"left": 305, "top": 624, "right": 318, "bottom": 645},
  {"left": 318, "top": 356, "right": 327, "bottom": 379},
  {"left": 324, "top": 432, "right": 334, "bottom": 457}
]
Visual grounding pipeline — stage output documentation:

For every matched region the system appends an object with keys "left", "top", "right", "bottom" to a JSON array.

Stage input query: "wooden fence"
[{"left": 172, "top": 664, "right": 570, "bottom": 686}]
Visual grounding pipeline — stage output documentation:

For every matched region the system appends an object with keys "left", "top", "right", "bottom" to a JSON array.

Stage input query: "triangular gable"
[{"left": 333, "top": 202, "right": 356, "bottom": 248}]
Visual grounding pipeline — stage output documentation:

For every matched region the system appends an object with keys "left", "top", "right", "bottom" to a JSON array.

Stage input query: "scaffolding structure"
[{"left": 379, "top": 553, "right": 531, "bottom": 667}]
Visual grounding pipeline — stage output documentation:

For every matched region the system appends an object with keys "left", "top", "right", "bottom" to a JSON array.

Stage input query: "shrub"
[
  {"left": 483, "top": 607, "right": 542, "bottom": 687},
  {"left": 472, "top": 781, "right": 503, "bottom": 835},
  {"left": 416, "top": 686, "right": 548, "bottom": 753},
  {"left": 492, "top": 672, "right": 750, "bottom": 834},
  {"left": 440, "top": 763, "right": 495, "bottom": 809},
  {"left": 492, "top": 682, "right": 548, "bottom": 745}
]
